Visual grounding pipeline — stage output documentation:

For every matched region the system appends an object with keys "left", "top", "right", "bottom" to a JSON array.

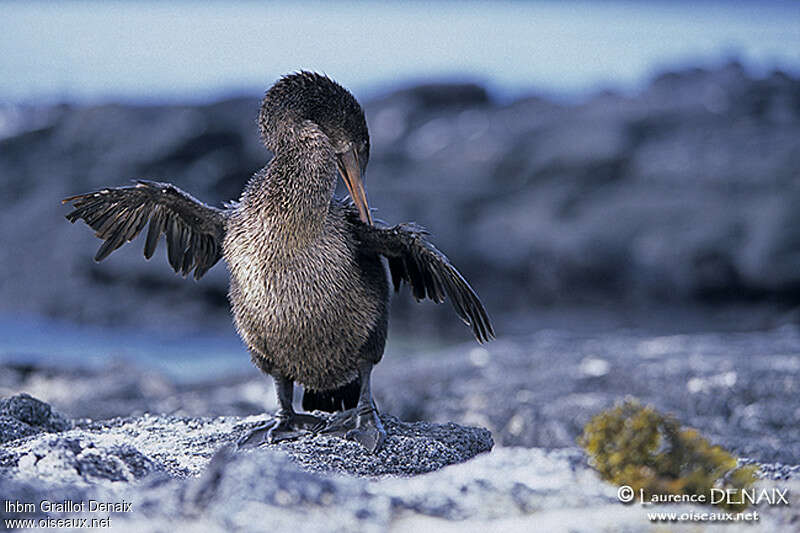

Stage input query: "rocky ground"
[{"left": 1, "top": 325, "right": 799, "bottom": 531}]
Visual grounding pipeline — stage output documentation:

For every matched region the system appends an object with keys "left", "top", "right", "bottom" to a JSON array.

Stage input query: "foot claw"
[
  {"left": 237, "top": 413, "right": 326, "bottom": 448},
  {"left": 319, "top": 408, "right": 357, "bottom": 436},
  {"left": 291, "top": 413, "right": 327, "bottom": 432},
  {"left": 237, "top": 420, "right": 277, "bottom": 449},
  {"left": 346, "top": 426, "right": 385, "bottom": 453},
  {"left": 318, "top": 406, "right": 387, "bottom": 452},
  {"left": 267, "top": 427, "right": 307, "bottom": 443}
]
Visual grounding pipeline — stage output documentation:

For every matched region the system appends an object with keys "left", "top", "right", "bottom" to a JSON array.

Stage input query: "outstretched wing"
[
  {"left": 352, "top": 216, "right": 495, "bottom": 343},
  {"left": 63, "top": 180, "right": 227, "bottom": 280}
]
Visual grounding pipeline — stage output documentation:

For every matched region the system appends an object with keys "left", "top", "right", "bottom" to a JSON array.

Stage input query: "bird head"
[{"left": 259, "top": 72, "right": 372, "bottom": 224}]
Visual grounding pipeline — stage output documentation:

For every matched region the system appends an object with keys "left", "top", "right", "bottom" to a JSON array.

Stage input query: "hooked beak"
[{"left": 336, "top": 148, "right": 373, "bottom": 225}]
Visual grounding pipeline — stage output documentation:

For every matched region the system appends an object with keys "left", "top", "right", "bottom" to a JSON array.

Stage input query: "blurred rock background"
[{"left": 1, "top": 62, "right": 798, "bottom": 337}]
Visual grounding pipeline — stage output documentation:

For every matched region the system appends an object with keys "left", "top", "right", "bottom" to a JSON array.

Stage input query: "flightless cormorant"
[{"left": 64, "top": 72, "right": 494, "bottom": 452}]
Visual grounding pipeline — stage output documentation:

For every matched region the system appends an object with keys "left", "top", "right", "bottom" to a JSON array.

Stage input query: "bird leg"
[
  {"left": 321, "top": 360, "right": 386, "bottom": 452},
  {"left": 348, "top": 361, "right": 386, "bottom": 452},
  {"left": 237, "top": 376, "right": 325, "bottom": 448}
]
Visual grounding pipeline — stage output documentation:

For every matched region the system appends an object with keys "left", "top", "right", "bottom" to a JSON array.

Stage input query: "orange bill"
[{"left": 336, "top": 147, "right": 373, "bottom": 225}]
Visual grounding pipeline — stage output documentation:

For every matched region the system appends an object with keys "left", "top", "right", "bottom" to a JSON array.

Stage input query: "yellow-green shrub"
[{"left": 578, "top": 399, "right": 757, "bottom": 510}]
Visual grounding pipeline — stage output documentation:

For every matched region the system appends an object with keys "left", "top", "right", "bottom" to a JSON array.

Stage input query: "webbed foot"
[
  {"left": 321, "top": 406, "right": 386, "bottom": 452},
  {"left": 237, "top": 413, "right": 325, "bottom": 449},
  {"left": 319, "top": 408, "right": 357, "bottom": 437},
  {"left": 347, "top": 423, "right": 385, "bottom": 453}
]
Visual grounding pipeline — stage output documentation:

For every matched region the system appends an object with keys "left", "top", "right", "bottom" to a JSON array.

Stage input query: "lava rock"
[
  {"left": 4, "top": 442, "right": 798, "bottom": 532},
  {"left": 0, "top": 393, "right": 71, "bottom": 444},
  {"left": 2, "top": 348, "right": 800, "bottom": 533},
  {"left": 1, "top": 396, "right": 492, "bottom": 484},
  {"left": 246, "top": 415, "right": 494, "bottom": 477},
  {"left": 375, "top": 325, "right": 800, "bottom": 464}
]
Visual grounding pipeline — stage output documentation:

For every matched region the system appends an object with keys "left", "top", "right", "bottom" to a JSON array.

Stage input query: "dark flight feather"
[
  {"left": 63, "top": 180, "right": 227, "bottom": 280},
  {"left": 348, "top": 207, "right": 495, "bottom": 343}
]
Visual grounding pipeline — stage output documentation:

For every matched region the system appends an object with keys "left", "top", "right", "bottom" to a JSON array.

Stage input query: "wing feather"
[
  {"left": 351, "top": 213, "right": 495, "bottom": 343},
  {"left": 144, "top": 206, "right": 165, "bottom": 259},
  {"left": 64, "top": 179, "right": 227, "bottom": 280}
]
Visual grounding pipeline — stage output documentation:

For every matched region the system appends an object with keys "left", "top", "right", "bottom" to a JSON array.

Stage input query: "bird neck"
[{"left": 245, "top": 121, "right": 338, "bottom": 246}]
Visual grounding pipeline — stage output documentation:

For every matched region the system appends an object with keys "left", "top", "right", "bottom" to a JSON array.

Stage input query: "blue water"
[
  {"left": 0, "top": 313, "right": 251, "bottom": 383},
  {"left": 1, "top": 1, "right": 798, "bottom": 104},
  {"left": 0, "top": 313, "right": 438, "bottom": 384}
]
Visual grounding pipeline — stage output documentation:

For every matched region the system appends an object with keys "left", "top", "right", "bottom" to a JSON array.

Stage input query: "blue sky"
[{"left": 1, "top": 1, "right": 799, "bottom": 103}]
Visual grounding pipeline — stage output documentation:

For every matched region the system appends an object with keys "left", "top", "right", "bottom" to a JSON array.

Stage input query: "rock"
[
  {"left": 182, "top": 447, "right": 374, "bottom": 531},
  {"left": 0, "top": 478, "right": 91, "bottom": 523},
  {"left": 6, "top": 444, "right": 614, "bottom": 532},
  {"left": 9, "top": 435, "right": 158, "bottom": 484},
  {"left": 261, "top": 416, "right": 494, "bottom": 476},
  {"left": 169, "top": 446, "right": 617, "bottom": 532},
  {"left": 3, "top": 328, "right": 800, "bottom": 533},
  {"left": 3, "top": 439, "right": 798, "bottom": 532},
  {"left": 0, "top": 398, "right": 492, "bottom": 485},
  {"left": 375, "top": 325, "right": 800, "bottom": 464},
  {"left": 0, "top": 393, "right": 71, "bottom": 444}
]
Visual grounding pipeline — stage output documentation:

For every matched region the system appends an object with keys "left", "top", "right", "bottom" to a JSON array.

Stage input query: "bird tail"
[{"left": 302, "top": 378, "right": 360, "bottom": 412}]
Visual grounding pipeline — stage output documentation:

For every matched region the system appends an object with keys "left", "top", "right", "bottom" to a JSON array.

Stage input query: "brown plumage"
[{"left": 63, "top": 72, "right": 494, "bottom": 451}]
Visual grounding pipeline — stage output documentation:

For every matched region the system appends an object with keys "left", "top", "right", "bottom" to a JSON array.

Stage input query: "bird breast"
[{"left": 222, "top": 208, "right": 385, "bottom": 387}]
